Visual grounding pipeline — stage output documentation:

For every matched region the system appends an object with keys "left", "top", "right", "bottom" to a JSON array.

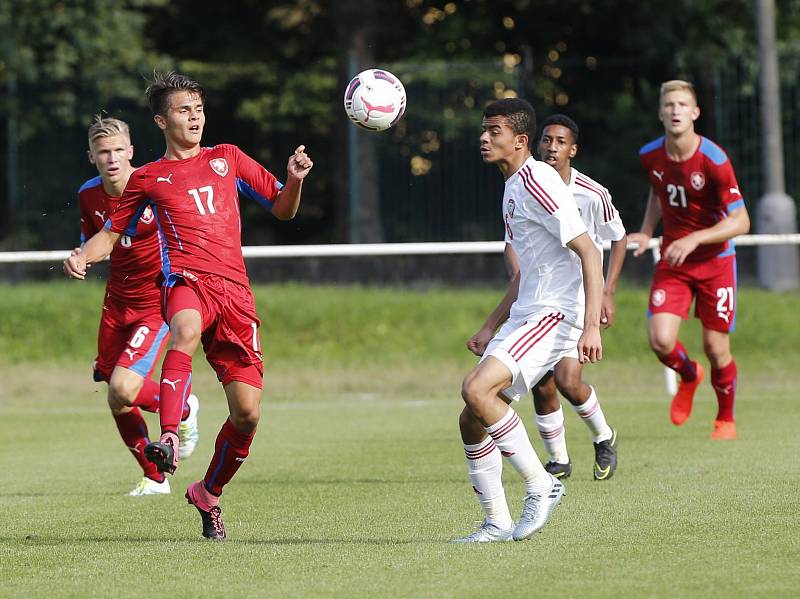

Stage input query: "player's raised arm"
[
  {"left": 629, "top": 187, "right": 662, "bottom": 257},
  {"left": 271, "top": 145, "right": 314, "bottom": 220},
  {"left": 63, "top": 227, "right": 121, "bottom": 280},
  {"left": 567, "top": 232, "right": 603, "bottom": 363}
]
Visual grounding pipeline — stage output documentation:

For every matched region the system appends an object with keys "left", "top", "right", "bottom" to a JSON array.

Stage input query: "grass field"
[{"left": 1, "top": 282, "right": 799, "bottom": 598}]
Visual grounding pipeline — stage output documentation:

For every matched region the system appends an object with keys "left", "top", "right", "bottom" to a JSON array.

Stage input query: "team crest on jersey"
[
  {"left": 652, "top": 288, "right": 666, "bottom": 307},
  {"left": 506, "top": 198, "right": 515, "bottom": 218},
  {"left": 209, "top": 158, "right": 229, "bottom": 177},
  {"left": 139, "top": 206, "right": 154, "bottom": 224},
  {"left": 690, "top": 171, "right": 706, "bottom": 191}
]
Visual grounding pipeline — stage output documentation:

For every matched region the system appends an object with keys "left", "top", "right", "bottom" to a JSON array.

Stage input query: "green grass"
[{"left": 1, "top": 283, "right": 799, "bottom": 597}]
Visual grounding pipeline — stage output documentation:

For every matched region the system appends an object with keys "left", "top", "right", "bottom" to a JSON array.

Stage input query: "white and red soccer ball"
[{"left": 343, "top": 68, "right": 406, "bottom": 131}]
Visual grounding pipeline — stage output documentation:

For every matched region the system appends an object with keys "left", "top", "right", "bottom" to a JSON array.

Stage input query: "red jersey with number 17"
[
  {"left": 78, "top": 176, "right": 162, "bottom": 307},
  {"left": 639, "top": 135, "right": 745, "bottom": 263},
  {"left": 110, "top": 144, "right": 283, "bottom": 287}
]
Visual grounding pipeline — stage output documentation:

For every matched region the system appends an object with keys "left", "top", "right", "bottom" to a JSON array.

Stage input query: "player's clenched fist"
[
  {"left": 63, "top": 247, "right": 88, "bottom": 280},
  {"left": 287, "top": 145, "right": 313, "bottom": 179}
]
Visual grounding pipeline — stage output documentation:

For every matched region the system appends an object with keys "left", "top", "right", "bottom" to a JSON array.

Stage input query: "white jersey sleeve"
[
  {"left": 518, "top": 162, "right": 586, "bottom": 246},
  {"left": 596, "top": 188, "right": 626, "bottom": 242}
]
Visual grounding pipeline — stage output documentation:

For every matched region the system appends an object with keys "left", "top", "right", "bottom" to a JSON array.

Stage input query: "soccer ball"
[{"left": 343, "top": 68, "right": 406, "bottom": 131}]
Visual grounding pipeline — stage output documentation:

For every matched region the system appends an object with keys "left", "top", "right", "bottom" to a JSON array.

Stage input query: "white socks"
[
  {"left": 571, "top": 386, "right": 612, "bottom": 443},
  {"left": 486, "top": 407, "right": 551, "bottom": 495},
  {"left": 463, "top": 437, "right": 512, "bottom": 528},
  {"left": 535, "top": 407, "right": 569, "bottom": 464}
]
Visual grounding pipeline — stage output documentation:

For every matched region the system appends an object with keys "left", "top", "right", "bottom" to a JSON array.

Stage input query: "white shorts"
[{"left": 481, "top": 310, "right": 581, "bottom": 402}]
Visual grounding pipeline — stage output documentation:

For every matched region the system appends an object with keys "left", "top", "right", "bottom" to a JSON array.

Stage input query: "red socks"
[
  {"left": 132, "top": 378, "right": 160, "bottom": 413},
  {"left": 712, "top": 360, "right": 737, "bottom": 422},
  {"left": 658, "top": 341, "right": 697, "bottom": 382},
  {"left": 113, "top": 408, "right": 163, "bottom": 482},
  {"left": 203, "top": 420, "right": 255, "bottom": 496},
  {"left": 159, "top": 349, "right": 193, "bottom": 435}
]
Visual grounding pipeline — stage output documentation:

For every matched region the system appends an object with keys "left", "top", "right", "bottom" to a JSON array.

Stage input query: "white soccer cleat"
[
  {"left": 451, "top": 520, "right": 514, "bottom": 544},
  {"left": 512, "top": 475, "right": 565, "bottom": 541},
  {"left": 128, "top": 476, "right": 171, "bottom": 497},
  {"left": 179, "top": 394, "right": 200, "bottom": 459}
]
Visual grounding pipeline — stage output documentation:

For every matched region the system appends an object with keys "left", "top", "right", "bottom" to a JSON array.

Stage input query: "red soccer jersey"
[
  {"left": 109, "top": 144, "right": 282, "bottom": 288},
  {"left": 639, "top": 136, "right": 745, "bottom": 263},
  {"left": 78, "top": 176, "right": 162, "bottom": 307}
]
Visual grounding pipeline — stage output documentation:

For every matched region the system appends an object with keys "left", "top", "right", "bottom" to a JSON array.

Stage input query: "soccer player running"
[
  {"left": 628, "top": 80, "right": 750, "bottom": 440},
  {"left": 510, "top": 114, "right": 625, "bottom": 481},
  {"left": 69, "top": 117, "right": 199, "bottom": 497},
  {"left": 454, "top": 99, "right": 604, "bottom": 543},
  {"left": 64, "top": 71, "right": 313, "bottom": 539}
]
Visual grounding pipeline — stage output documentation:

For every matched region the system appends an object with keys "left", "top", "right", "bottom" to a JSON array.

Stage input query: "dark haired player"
[
  {"left": 506, "top": 114, "right": 625, "bottom": 480},
  {"left": 454, "top": 98, "right": 604, "bottom": 543},
  {"left": 65, "top": 71, "right": 313, "bottom": 539}
]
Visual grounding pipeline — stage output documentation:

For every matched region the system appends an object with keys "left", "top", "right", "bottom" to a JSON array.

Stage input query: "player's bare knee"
[
  {"left": 703, "top": 343, "right": 731, "bottom": 369},
  {"left": 231, "top": 408, "right": 259, "bottom": 433},
  {"left": 649, "top": 335, "right": 674, "bottom": 356},
  {"left": 108, "top": 377, "right": 139, "bottom": 407},
  {"left": 169, "top": 324, "right": 201, "bottom": 352}
]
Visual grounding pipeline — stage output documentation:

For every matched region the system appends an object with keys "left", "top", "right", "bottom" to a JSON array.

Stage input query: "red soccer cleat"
[
  {"left": 711, "top": 419, "right": 737, "bottom": 440},
  {"left": 670, "top": 362, "right": 705, "bottom": 426}
]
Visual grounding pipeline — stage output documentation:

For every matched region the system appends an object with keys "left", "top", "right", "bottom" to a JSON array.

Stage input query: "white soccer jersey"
[
  {"left": 569, "top": 168, "right": 626, "bottom": 254},
  {"left": 503, "top": 157, "right": 588, "bottom": 323}
]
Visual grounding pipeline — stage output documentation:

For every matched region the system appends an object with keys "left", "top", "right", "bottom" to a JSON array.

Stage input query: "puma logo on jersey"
[
  {"left": 652, "top": 170, "right": 664, "bottom": 181},
  {"left": 718, "top": 312, "right": 731, "bottom": 323},
  {"left": 156, "top": 174, "right": 173, "bottom": 184},
  {"left": 94, "top": 210, "right": 106, "bottom": 222},
  {"left": 730, "top": 187, "right": 741, "bottom": 196},
  {"left": 124, "top": 349, "right": 138, "bottom": 360},
  {"left": 161, "top": 377, "right": 182, "bottom": 391}
]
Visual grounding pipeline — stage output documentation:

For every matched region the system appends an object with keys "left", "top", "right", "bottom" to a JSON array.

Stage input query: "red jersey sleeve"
[
  {"left": 110, "top": 167, "right": 151, "bottom": 235},
  {"left": 78, "top": 192, "right": 96, "bottom": 244},
  {"left": 226, "top": 145, "right": 282, "bottom": 210},
  {"left": 708, "top": 156, "right": 745, "bottom": 213}
]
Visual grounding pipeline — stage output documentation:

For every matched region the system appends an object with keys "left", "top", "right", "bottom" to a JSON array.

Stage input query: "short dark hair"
[
  {"left": 483, "top": 98, "right": 536, "bottom": 149},
  {"left": 145, "top": 70, "right": 206, "bottom": 116},
  {"left": 540, "top": 114, "right": 579, "bottom": 144}
]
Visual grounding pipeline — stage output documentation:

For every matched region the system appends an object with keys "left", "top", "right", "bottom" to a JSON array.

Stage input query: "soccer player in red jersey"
[
  {"left": 64, "top": 72, "right": 313, "bottom": 539},
  {"left": 628, "top": 80, "right": 750, "bottom": 440},
  {"left": 69, "top": 117, "right": 199, "bottom": 497}
]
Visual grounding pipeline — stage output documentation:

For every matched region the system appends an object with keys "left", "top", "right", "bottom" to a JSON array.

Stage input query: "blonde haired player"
[
  {"left": 68, "top": 117, "right": 199, "bottom": 496},
  {"left": 629, "top": 80, "right": 750, "bottom": 439},
  {"left": 454, "top": 98, "right": 604, "bottom": 543}
]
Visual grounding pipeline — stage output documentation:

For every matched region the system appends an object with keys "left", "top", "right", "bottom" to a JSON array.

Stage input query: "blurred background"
[{"left": 1, "top": 0, "right": 799, "bottom": 284}]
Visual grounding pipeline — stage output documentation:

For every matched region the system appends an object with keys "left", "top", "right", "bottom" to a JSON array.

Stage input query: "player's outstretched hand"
[
  {"left": 662, "top": 234, "right": 699, "bottom": 267},
  {"left": 466, "top": 327, "right": 494, "bottom": 357},
  {"left": 287, "top": 145, "right": 313, "bottom": 180},
  {"left": 577, "top": 326, "right": 602, "bottom": 364},
  {"left": 627, "top": 232, "right": 652, "bottom": 257},
  {"left": 63, "top": 247, "right": 88, "bottom": 280}
]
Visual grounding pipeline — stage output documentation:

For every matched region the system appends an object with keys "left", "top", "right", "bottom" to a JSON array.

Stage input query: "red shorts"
[
  {"left": 94, "top": 298, "right": 170, "bottom": 383},
  {"left": 648, "top": 255, "right": 737, "bottom": 333},
  {"left": 162, "top": 273, "right": 264, "bottom": 388}
]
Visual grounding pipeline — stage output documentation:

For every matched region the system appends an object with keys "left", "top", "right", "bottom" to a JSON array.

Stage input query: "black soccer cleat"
[
  {"left": 544, "top": 460, "right": 572, "bottom": 479},
  {"left": 593, "top": 427, "right": 618, "bottom": 480},
  {"left": 144, "top": 434, "right": 178, "bottom": 475},
  {"left": 186, "top": 483, "right": 226, "bottom": 541}
]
